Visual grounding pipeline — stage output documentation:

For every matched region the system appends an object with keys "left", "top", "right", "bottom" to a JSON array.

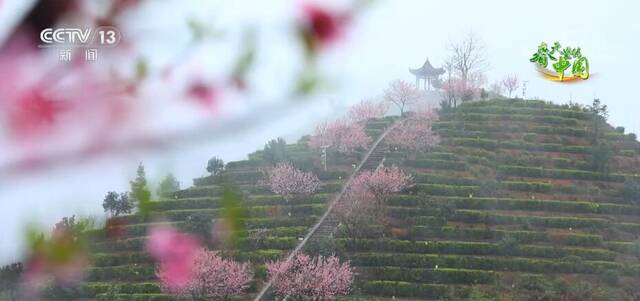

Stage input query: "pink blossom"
[
  {"left": 502, "top": 74, "right": 520, "bottom": 98},
  {"left": 386, "top": 108, "right": 440, "bottom": 151},
  {"left": 347, "top": 99, "right": 388, "bottom": 123},
  {"left": 187, "top": 81, "right": 217, "bottom": 106},
  {"left": 7, "top": 85, "right": 68, "bottom": 139},
  {"left": 262, "top": 162, "right": 321, "bottom": 201},
  {"left": 300, "top": 3, "right": 348, "bottom": 49},
  {"left": 384, "top": 79, "right": 423, "bottom": 116},
  {"left": 309, "top": 118, "right": 371, "bottom": 153},
  {"left": 0, "top": 31, "right": 136, "bottom": 149},
  {"left": 147, "top": 225, "right": 201, "bottom": 293},
  {"left": 160, "top": 248, "right": 253, "bottom": 299},
  {"left": 267, "top": 254, "right": 353, "bottom": 300},
  {"left": 349, "top": 165, "right": 413, "bottom": 206},
  {"left": 442, "top": 72, "right": 485, "bottom": 104}
]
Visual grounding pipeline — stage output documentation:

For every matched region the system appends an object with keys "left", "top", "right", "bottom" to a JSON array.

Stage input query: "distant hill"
[{"left": 62, "top": 99, "right": 640, "bottom": 300}]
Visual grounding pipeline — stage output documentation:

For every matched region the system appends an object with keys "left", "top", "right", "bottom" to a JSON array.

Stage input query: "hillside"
[
  {"left": 70, "top": 99, "right": 640, "bottom": 300},
  {"left": 345, "top": 100, "right": 640, "bottom": 300}
]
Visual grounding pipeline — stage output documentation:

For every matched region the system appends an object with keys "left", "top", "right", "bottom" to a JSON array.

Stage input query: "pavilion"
[{"left": 410, "top": 58, "right": 445, "bottom": 91}]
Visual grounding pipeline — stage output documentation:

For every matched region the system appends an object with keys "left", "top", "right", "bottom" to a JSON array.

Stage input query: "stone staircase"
[
  {"left": 254, "top": 121, "right": 400, "bottom": 301},
  {"left": 310, "top": 144, "right": 387, "bottom": 240}
]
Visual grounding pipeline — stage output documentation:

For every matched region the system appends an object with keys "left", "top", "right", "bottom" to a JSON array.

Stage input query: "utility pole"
[
  {"left": 522, "top": 80, "right": 528, "bottom": 100},
  {"left": 321, "top": 145, "right": 329, "bottom": 171}
]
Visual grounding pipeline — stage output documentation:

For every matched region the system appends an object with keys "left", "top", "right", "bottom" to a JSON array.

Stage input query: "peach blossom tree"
[
  {"left": 347, "top": 99, "right": 388, "bottom": 123},
  {"left": 148, "top": 225, "right": 202, "bottom": 293},
  {"left": 502, "top": 74, "right": 520, "bottom": 98},
  {"left": 262, "top": 162, "right": 321, "bottom": 202},
  {"left": 266, "top": 254, "right": 354, "bottom": 300},
  {"left": 386, "top": 109, "right": 440, "bottom": 152},
  {"left": 308, "top": 118, "right": 371, "bottom": 154},
  {"left": 336, "top": 165, "right": 413, "bottom": 243},
  {"left": 350, "top": 165, "right": 413, "bottom": 210},
  {"left": 384, "top": 79, "right": 422, "bottom": 116},
  {"left": 157, "top": 248, "right": 253, "bottom": 300}
]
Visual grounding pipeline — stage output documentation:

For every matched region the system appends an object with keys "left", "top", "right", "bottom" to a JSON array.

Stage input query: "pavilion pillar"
[{"left": 410, "top": 58, "right": 445, "bottom": 92}]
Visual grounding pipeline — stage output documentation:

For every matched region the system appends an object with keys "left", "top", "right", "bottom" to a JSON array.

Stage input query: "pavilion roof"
[{"left": 410, "top": 58, "right": 445, "bottom": 77}]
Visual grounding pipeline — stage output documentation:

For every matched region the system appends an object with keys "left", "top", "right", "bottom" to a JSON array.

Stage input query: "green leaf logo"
[{"left": 529, "top": 41, "right": 590, "bottom": 81}]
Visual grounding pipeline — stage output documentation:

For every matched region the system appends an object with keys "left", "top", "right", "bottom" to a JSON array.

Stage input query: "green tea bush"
[
  {"left": 361, "top": 281, "right": 449, "bottom": 298},
  {"left": 87, "top": 265, "right": 155, "bottom": 282},
  {"left": 500, "top": 181, "right": 552, "bottom": 193},
  {"left": 401, "top": 159, "right": 468, "bottom": 171},
  {"left": 364, "top": 267, "right": 497, "bottom": 284},
  {"left": 412, "top": 184, "right": 479, "bottom": 197}
]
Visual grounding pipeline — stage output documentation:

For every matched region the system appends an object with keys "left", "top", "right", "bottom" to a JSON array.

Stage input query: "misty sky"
[{"left": 1, "top": 0, "right": 639, "bottom": 264}]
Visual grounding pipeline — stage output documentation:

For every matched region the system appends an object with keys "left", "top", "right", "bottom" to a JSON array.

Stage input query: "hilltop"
[{"left": 56, "top": 99, "right": 640, "bottom": 300}]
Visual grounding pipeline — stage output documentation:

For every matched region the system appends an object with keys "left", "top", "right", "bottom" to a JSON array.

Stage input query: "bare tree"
[
  {"left": 384, "top": 80, "right": 422, "bottom": 116},
  {"left": 502, "top": 74, "right": 520, "bottom": 98},
  {"left": 441, "top": 58, "right": 456, "bottom": 108},
  {"left": 448, "top": 32, "right": 488, "bottom": 81},
  {"left": 490, "top": 81, "right": 504, "bottom": 97}
]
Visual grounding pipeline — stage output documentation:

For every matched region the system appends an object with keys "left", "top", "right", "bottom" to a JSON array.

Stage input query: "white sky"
[{"left": 1, "top": 0, "right": 639, "bottom": 264}]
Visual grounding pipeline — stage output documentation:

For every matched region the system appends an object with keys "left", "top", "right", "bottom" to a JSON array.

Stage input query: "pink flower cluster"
[
  {"left": 267, "top": 254, "right": 354, "bottom": 300},
  {"left": 171, "top": 248, "right": 253, "bottom": 299},
  {"left": 349, "top": 165, "right": 413, "bottom": 205},
  {"left": 347, "top": 99, "right": 388, "bottom": 123},
  {"left": 442, "top": 72, "right": 486, "bottom": 103},
  {"left": 147, "top": 225, "right": 201, "bottom": 293},
  {"left": 387, "top": 108, "right": 440, "bottom": 151},
  {"left": 309, "top": 118, "right": 371, "bottom": 153},
  {"left": 263, "top": 162, "right": 321, "bottom": 201},
  {"left": 384, "top": 79, "right": 423, "bottom": 115},
  {"left": 149, "top": 226, "right": 253, "bottom": 298},
  {"left": 298, "top": 3, "right": 350, "bottom": 57}
]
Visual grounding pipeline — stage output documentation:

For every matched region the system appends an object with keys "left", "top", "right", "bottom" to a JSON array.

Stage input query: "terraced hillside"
[
  {"left": 74, "top": 118, "right": 396, "bottom": 301},
  {"left": 61, "top": 99, "right": 640, "bottom": 301},
  {"left": 339, "top": 99, "right": 640, "bottom": 300}
]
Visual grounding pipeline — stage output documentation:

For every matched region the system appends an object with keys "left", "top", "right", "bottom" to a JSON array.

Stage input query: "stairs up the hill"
[
  {"left": 360, "top": 146, "right": 386, "bottom": 171},
  {"left": 310, "top": 144, "right": 387, "bottom": 240},
  {"left": 254, "top": 121, "right": 400, "bottom": 301}
]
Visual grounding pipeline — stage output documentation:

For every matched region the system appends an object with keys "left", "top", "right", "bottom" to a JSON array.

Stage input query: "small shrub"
[
  {"left": 156, "top": 173, "right": 180, "bottom": 195},
  {"left": 569, "top": 281, "right": 593, "bottom": 300},
  {"left": 103, "top": 285, "right": 119, "bottom": 300},
  {"left": 304, "top": 238, "right": 338, "bottom": 257},
  {"left": 183, "top": 213, "right": 213, "bottom": 241},
  {"left": 602, "top": 269, "right": 620, "bottom": 285},
  {"left": 263, "top": 137, "right": 289, "bottom": 164},
  {"left": 207, "top": 156, "right": 225, "bottom": 175},
  {"left": 478, "top": 179, "right": 499, "bottom": 197},
  {"left": 497, "top": 235, "right": 519, "bottom": 255},
  {"left": 560, "top": 255, "right": 583, "bottom": 264},
  {"left": 590, "top": 142, "right": 611, "bottom": 173},
  {"left": 523, "top": 133, "right": 537, "bottom": 142},
  {"left": 621, "top": 180, "right": 640, "bottom": 205},
  {"left": 517, "top": 274, "right": 553, "bottom": 292},
  {"left": 630, "top": 240, "right": 640, "bottom": 258}
]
